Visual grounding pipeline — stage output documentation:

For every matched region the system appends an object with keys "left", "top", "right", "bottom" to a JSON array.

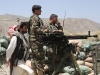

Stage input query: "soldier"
[
  {"left": 44, "top": 14, "right": 75, "bottom": 75},
  {"left": 45, "top": 14, "right": 63, "bottom": 33},
  {"left": 29, "top": 5, "right": 47, "bottom": 75},
  {"left": 43, "top": 14, "right": 63, "bottom": 74}
]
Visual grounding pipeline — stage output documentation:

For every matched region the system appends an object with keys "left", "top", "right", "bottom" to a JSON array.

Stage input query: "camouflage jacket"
[
  {"left": 29, "top": 14, "right": 44, "bottom": 40},
  {"left": 45, "top": 22, "right": 63, "bottom": 33},
  {"left": 29, "top": 14, "right": 45, "bottom": 60}
]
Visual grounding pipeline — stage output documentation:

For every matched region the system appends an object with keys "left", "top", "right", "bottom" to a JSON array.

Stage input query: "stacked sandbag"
[
  {"left": 85, "top": 57, "right": 93, "bottom": 69},
  {"left": 77, "top": 60, "right": 85, "bottom": 65},
  {"left": 69, "top": 39, "right": 82, "bottom": 48},
  {"left": 69, "top": 40, "right": 95, "bottom": 74},
  {"left": 78, "top": 65, "right": 91, "bottom": 75},
  {"left": 76, "top": 40, "right": 95, "bottom": 75},
  {"left": 0, "top": 36, "right": 10, "bottom": 56},
  {"left": 76, "top": 51, "right": 86, "bottom": 65},
  {"left": 88, "top": 70, "right": 94, "bottom": 75},
  {"left": 0, "top": 38, "right": 9, "bottom": 49},
  {"left": 82, "top": 41, "right": 92, "bottom": 52},
  {"left": 0, "top": 44, "right": 6, "bottom": 56},
  {"left": 62, "top": 66, "right": 75, "bottom": 75},
  {"left": 82, "top": 41, "right": 94, "bottom": 75}
]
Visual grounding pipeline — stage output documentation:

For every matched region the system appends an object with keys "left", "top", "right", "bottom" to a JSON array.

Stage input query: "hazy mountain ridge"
[{"left": 0, "top": 14, "right": 100, "bottom": 35}]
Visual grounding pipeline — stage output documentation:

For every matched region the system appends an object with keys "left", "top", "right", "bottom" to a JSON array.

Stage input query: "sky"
[{"left": 0, "top": 0, "right": 100, "bottom": 23}]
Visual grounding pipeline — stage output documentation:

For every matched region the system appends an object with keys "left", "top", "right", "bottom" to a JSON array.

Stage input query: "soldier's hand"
[{"left": 56, "top": 21, "right": 61, "bottom": 26}]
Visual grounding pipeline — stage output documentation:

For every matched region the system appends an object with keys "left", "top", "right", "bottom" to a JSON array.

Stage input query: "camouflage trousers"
[{"left": 30, "top": 41, "right": 45, "bottom": 72}]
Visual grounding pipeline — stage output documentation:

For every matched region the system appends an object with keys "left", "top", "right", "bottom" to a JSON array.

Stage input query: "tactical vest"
[{"left": 11, "top": 36, "right": 25, "bottom": 66}]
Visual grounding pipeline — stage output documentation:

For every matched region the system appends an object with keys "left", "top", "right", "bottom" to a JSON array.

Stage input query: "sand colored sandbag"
[
  {"left": 26, "top": 60, "right": 32, "bottom": 69},
  {"left": 77, "top": 60, "right": 85, "bottom": 65},
  {"left": 88, "top": 72, "right": 94, "bottom": 75},
  {"left": 69, "top": 39, "right": 82, "bottom": 48},
  {"left": 85, "top": 62, "right": 93, "bottom": 69},
  {"left": 85, "top": 57, "right": 93, "bottom": 63},
  {"left": 88, "top": 70, "right": 94, "bottom": 75}
]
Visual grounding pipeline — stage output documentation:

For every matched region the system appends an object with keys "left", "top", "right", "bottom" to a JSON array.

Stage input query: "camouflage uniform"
[
  {"left": 29, "top": 14, "right": 45, "bottom": 71},
  {"left": 45, "top": 22, "right": 63, "bottom": 33}
]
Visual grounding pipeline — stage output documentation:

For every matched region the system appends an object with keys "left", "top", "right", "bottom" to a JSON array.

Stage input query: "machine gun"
[
  {"left": 40, "top": 31, "right": 97, "bottom": 44},
  {"left": 40, "top": 31, "right": 98, "bottom": 75}
]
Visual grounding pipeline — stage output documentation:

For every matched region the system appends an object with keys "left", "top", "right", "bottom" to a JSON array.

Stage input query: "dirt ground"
[{"left": 0, "top": 56, "right": 9, "bottom": 75}]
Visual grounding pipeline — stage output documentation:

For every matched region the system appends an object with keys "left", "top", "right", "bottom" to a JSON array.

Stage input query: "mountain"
[{"left": 0, "top": 14, "right": 100, "bottom": 36}]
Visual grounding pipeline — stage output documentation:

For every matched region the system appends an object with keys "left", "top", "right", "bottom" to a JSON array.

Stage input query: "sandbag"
[
  {"left": 26, "top": 60, "right": 32, "bottom": 69},
  {"left": 3, "top": 36, "right": 10, "bottom": 44},
  {"left": 63, "top": 66, "right": 75, "bottom": 75},
  {"left": 85, "top": 62, "right": 93, "bottom": 69},
  {"left": 78, "top": 65, "right": 91, "bottom": 75},
  {"left": 82, "top": 41, "right": 92, "bottom": 52},
  {"left": 77, "top": 51, "right": 86, "bottom": 60},
  {"left": 88, "top": 70, "right": 94, "bottom": 75},
  {"left": 0, "top": 38, "right": 9, "bottom": 49},
  {"left": 69, "top": 39, "right": 82, "bottom": 47},
  {"left": 85, "top": 57, "right": 93, "bottom": 63},
  {"left": 77, "top": 60, "right": 85, "bottom": 65},
  {"left": 87, "top": 51, "right": 92, "bottom": 57},
  {"left": 0, "top": 44, "right": 6, "bottom": 56}
]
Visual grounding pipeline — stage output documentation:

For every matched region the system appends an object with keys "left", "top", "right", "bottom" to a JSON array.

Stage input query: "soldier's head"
[
  {"left": 18, "top": 22, "right": 27, "bottom": 34},
  {"left": 32, "top": 5, "right": 42, "bottom": 15},
  {"left": 50, "top": 14, "right": 58, "bottom": 24}
]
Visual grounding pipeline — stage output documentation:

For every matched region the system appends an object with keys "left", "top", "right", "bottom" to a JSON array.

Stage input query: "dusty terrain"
[{"left": 0, "top": 57, "right": 9, "bottom": 75}]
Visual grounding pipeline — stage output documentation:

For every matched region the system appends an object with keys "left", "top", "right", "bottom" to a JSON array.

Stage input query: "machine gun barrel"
[
  {"left": 65, "top": 34, "right": 98, "bottom": 39},
  {"left": 65, "top": 31, "right": 97, "bottom": 39},
  {"left": 40, "top": 31, "right": 98, "bottom": 43}
]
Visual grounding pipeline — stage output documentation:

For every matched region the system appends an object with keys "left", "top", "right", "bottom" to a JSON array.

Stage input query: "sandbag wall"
[
  {"left": 0, "top": 36, "right": 10, "bottom": 56},
  {"left": 75, "top": 40, "right": 95, "bottom": 75}
]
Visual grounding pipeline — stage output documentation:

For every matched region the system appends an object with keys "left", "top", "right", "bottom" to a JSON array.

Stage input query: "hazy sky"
[{"left": 0, "top": 0, "right": 100, "bottom": 23}]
